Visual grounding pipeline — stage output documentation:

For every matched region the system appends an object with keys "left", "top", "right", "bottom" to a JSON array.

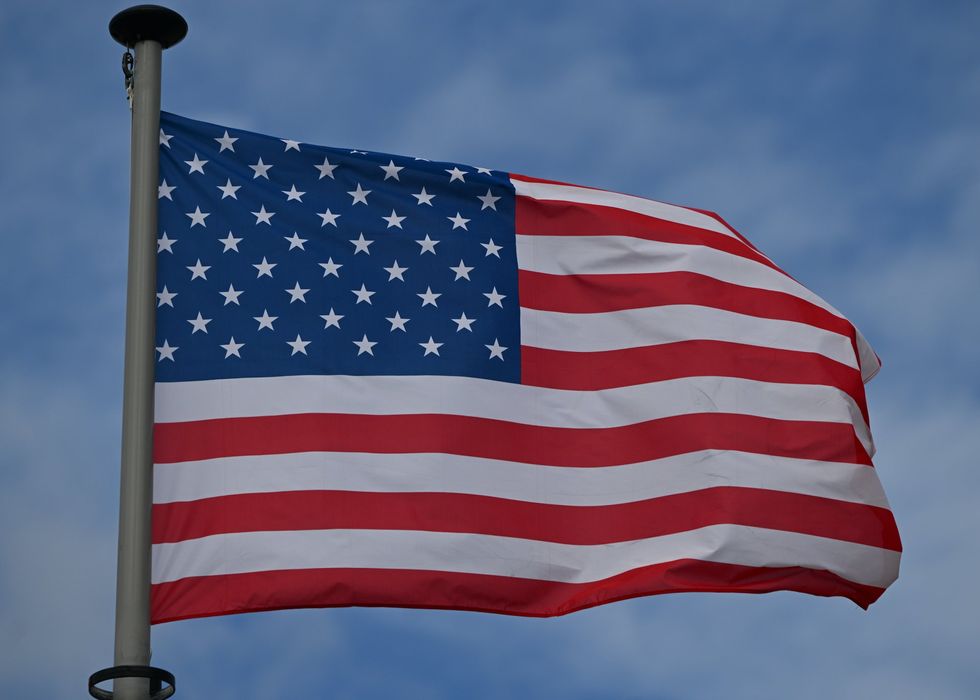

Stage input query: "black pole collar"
[
  {"left": 88, "top": 665, "right": 176, "bottom": 699},
  {"left": 109, "top": 5, "right": 188, "bottom": 49}
]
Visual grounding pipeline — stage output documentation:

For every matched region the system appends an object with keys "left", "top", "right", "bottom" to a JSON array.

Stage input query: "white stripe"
[
  {"left": 154, "top": 374, "right": 870, "bottom": 454},
  {"left": 512, "top": 178, "right": 740, "bottom": 241},
  {"left": 515, "top": 233, "right": 846, "bottom": 322},
  {"left": 855, "top": 327, "right": 880, "bottom": 384},
  {"left": 521, "top": 304, "right": 858, "bottom": 370},
  {"left": 151, "top": 524, "right": 899, "bottom": 589},
  {"left": 153, "top": 449, "right": 891, "bottom": 508}
]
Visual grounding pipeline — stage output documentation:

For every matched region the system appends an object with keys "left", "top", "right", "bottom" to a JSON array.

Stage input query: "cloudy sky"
[{"left": 1, "top": 1, "right": 978, "bottom": 697}]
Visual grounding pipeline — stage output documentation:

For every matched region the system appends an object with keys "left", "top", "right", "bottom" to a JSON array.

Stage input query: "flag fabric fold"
[{"left": 151, "top": 111, "right": 899, "bottom": 623}]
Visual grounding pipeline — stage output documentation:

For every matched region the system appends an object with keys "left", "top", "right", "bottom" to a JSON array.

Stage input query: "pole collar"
[
  {"left": 88, "top": 665, "right": 176, "bottom": 699},
  {"left": 109, "top": 5, "right": 187, "bottom": 49}
]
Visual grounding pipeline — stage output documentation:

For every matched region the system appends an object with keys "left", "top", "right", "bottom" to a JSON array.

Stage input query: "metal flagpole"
[{"left": 90, "top": 6, "right": 187, "bottom": 700}]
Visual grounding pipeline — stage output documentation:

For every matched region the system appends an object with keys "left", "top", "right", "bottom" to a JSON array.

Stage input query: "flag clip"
[{"left": 121, "top": 49, "right": 134, "bottom": 109}]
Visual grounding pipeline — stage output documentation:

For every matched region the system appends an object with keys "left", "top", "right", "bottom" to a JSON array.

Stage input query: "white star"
[
  {"left": 157, "top": 232, "right": 177, "bottom": 253},
  {"left": 282, "top": 138, "right": 301, "bottom": 151},
  {"left": 382, "top": 209, "right": 406, "bottom": 229},
  {"left": 320, "top": 308, "right": 343, "bottom": 329},
  {"left": 284, "top": 232, "right": 307, "bottom": 250},
  {"left": 214, "top": 130, "right": 238, "bottom": 152},
  {"left": 254, "top": 309, "right": 278, "bottom": 330},
  {"left": 419, "top": 336, "right": 444, "bottom": 356},
  {"left": 452, "top": 313, "right": 476, "bottom": 332},
  {"left": 158, "top": 179, "right": 175, "bottom": 200},
  {"left": 252, "top": 205, "right": 275, "bottom": 225},
  {"left": 350, "top": 149, "right": 368, "bottom": 155},
  {"left": 286, "top": 282, "right": 310, "bottom": 303},
  {"left": 476, "top": 166, "right": 493, "bottom": 175},
  {"left": 220, "top": 284, "right": 243, "bottom": 306},
  {"left": 351, "top": 283, "right": 376, "bottom": 304},
  {"left": 156, "top": 340, "right": 177, "bottom": 361},
  {"left": 315, "top": 156, "right": 338, "bottom": 179},
  {"left": 217, "top": 179, "right": 241, "bottom": 199},
  {"left": 221, "top": 337, "right": 245, "bottom": 358},
  {"left": 450, "top": 260, "right": 474, "bottom": 280},
  {"left": 283, "top": 185, "right": 305, "bottom": 202},
  {"left": 448, "top": 212, "right": 470, "bottom": 230},
  {"left": 350, "top": 233, "right": 373, "bottom": 254},
  {"left": 353, "top": 334, "right": 377, "bottom": 356},
  {"left": 482, "top": 238, "right": 503, "bottom": 257},
  {"left": 249, "top": 157, "right": 273, "bottom": 179},
  {"left": 446, "top": 166, "right": 467, "bottom": 182},
  {"left": 386, "top": 311, "right": 410, "bottom": 332},
  {"left": 380, "top": 160, "right": 403, "bottom": 181},
  {"left": 253, "top": 256, "right": 277, "bottom": 278},
  {"left": 156, "top": 286, "right": 177, "bottom": 307},
  {"left": 348, "top": 183, "right": 371, "bottom": 205},
  {"left": 319, "top": 258, "right": 342, "bottom": 277},
  {"left": 484, "top": 287, "right": 506, "bottom": 307},
  {"left": 317, "top": 209, "right": 341, "bottom": 227},
  {"left": 477, "top": 188, "right": 500, "bottom": 210},
  {"left": 384, "top": 260, "right": 409, "bottom": 281},
  {"left": 485, "top": 338, "right": 508, "bottom": 360},
  {"left": 185, "top": 153, "right": 207, "bottom": 174},
  {"left": 412, "top": 187, "right": 436, "bottom": 206},
  {"left": 187, "top": 259, "right": 211, "bottom": 280},
  {"left": 159, "top": 129, "right": 173, "bottom": 147},
  {"left": 187, "top": 312, "right": 211, "bottom": 334},
  {"left": 186, "top": 206, "right": 209, "bottom": 227},
  {"left": 416, "top": 234, "right": 439, "bottom": 255},
  {"left": 287, "top": 334, "right": 311, "bottom": 356},
  {"left": 220, "top": 231, "right": 242, "bottom": 252},
  {"left": 418, "top": 286, "right": 441, "bottom": 307}
]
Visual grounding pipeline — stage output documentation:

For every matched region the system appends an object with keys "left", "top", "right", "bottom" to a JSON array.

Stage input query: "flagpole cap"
[{"left": 109, "top": 5, "right": 188, "bottom": 49}]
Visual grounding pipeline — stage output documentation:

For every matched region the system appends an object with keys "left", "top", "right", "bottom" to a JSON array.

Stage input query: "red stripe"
[
  {"left": 151, "top": 559, "right": 885, "bottom": 623},
  {"left": 518, "top": 269, "right": 854, "bottom": 338},
  {"left": 152, "top": 487, "right": 901, "bottom": 550},
  {"left": 510, "top": 173, "right": 765, "bottom": 262},
  {"left": 154, "top": 412, "right": 872, "bottom": 467},
  {"left": 515, "top": 195, "right": 781, "bottom": 272},
  {"left": 686, "top": 205, "right": 767, "bottom": 255},
  {"left": 521, "top": 342, "right": 869, "bottom": 423}
]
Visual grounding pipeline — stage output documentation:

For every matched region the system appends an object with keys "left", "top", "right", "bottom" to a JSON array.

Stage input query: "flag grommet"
[{"left": 88, "top": 665, "right": 175, "bottom": 700}]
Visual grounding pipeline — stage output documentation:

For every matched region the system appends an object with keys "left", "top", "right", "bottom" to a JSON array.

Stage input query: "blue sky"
[{"left": 1, "top": 1, "right": 978, "bottom": 697}]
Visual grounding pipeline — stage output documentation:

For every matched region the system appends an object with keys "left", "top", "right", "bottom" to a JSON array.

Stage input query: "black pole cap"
[{"left": 109, "top": 5, "right": 188, "bottom": 49}]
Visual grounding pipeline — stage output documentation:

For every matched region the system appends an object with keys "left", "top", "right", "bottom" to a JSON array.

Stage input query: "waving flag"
[{"left": 151, "top": 112, "right": 900, "bottom": 623}]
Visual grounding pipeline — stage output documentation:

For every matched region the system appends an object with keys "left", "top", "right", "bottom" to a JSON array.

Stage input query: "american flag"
[{"left": 151, "top": 111, "right": 900, "bottom": 623}]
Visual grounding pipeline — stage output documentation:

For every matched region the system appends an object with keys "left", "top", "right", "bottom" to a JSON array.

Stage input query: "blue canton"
[{"left": 155, "top": 112, "right": 519, "bottom": 383}]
